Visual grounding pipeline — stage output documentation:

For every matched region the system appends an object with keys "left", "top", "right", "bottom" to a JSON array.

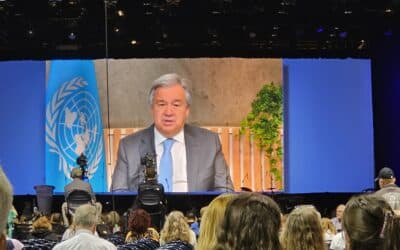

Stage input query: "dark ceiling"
[{"left": 0, "top": 0, "right": 399, "bottom": 60}]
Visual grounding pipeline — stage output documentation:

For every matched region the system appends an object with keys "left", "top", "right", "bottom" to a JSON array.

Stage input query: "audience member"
[
  {"left": 374, "top": 167, "right": 400, "bottom": 211},
  {"left": 62, "top": 167, "right": 102, "bottom": 226},
  {"left": 343, "top": 194, "right": 400, "bottom": 250},
  {"left": 160, "top": 211, "right": 196, "bottom": 247},
  {"left": 321, "top": 217, "right": 336, "bottom": 245},
  {"left": 0, "top": 166, "right": 24, "bottom": 250},
  {"left": 329, "top": 231, "right": 345, "bottom": 250},
  {"left": 280, "top": 205, "right": 325, "bottom": 250},
  {"left": 197, "top": 193, "right": 236, "bottom": 250},
  {"left": 331, "top": 204, "right": 345, "bottom": 232},
  {"left": 125, "top": 208, "right": 159, "bottom": 243},
  {"left": 50, "top": 212, "right": 65, "bottom": 236},
  {"left": 27, "top": 216, "right": 59, "bottom": 241},
  {"left": 111, "top": 73, "right": 234, "bottom": 192},
  {"left": 53, "top": 204, "right": 116, "bottom": 249},
  {"left": 213, "top": 193, "right": 281, "bottom": 250},
  {"left": 185, "top": 210, "right": 199, "bottom": 237}
]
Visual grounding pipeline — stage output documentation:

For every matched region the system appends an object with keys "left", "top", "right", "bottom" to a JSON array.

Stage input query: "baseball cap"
[{"left": 375, "top": 167, "right": 395, "bottom": 181}]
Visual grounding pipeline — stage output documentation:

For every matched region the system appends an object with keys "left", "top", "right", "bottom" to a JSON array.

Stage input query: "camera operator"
[{"left": 61, "top": 154, "right": 102, "bottom": 226}]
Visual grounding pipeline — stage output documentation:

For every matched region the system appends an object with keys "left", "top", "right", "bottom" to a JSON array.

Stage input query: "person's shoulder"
[
  {"left": 185, "top": 124, "right": 216, "bottom": 136},
  {"left": 121, "top": 126, "right": 153, "bottom": 142}
]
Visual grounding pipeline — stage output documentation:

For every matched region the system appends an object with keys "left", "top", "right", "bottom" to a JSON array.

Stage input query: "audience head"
[
  {"left": 343, "top": 194, "right": 400, "bottom": 250},
  {"left": 70, "top": 167, "right": 83, "bottom": 179},
  {"left": 214, "top": 193, "right": 281, "bottom": 250},
  {"left": 107, "top": 211, "right": 120, "bottom": 227},
  {"left": 149, "top": 73, "right": 191, "bottom": 138},
  {"left": 128, "top": 208, "right": 151, "bottom": 235},
  {"left": 376, "top": 167, "right": 396, "bottom": 188},
  {"left": 335, "top": 204, "right": 345, "bottom": 221},
  {"left": 321, "top": 217, "right": 336, "bottom": 235},
  {"left": 197, "top": 193, "right": 236, "bottom": 250},
  {"left": 280, "top": 205, "right": 325, "bottom": 250},
  {"left": 160, "top": 210, "right": 192, "bottom": 244},
  {"left": 73, "top": 204, "right": 98, "bottom": 231},
  {"left": 0, "top": 166, "right": 13, "bottom": 233},
  {"left": 50, "top": 212, "right": 63, "bottom": 224},
  {"left": 32, "top": 216, "right": 53, "bottom": 231}
]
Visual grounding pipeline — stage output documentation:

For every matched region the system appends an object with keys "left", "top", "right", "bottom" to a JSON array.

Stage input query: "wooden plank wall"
[{"left": 104, "top": 127, "right": 283, "bottom": 192}]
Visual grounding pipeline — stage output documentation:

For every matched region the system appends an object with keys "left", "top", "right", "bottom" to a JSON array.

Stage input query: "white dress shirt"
[
  {"left": 154, "top": 128, "right": 188, "bottom": 192},
  {"left": 53, "top": 229, "right": 116, "bottom": 250}
]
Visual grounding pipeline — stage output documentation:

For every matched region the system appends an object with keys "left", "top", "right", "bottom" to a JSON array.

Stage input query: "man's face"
[
  {"left": 152, "top": 84, "right": 189, "bottom": 138},
  {"left": 336, "top": 204, "right": 345, "bottom": 220}
]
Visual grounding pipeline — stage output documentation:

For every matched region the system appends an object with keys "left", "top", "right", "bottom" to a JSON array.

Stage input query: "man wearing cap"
[{"left": 374, "top": 167, "right": 400, "bottom": 211}]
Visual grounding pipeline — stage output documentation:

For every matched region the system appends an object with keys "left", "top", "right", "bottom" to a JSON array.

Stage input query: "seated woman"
[
  {"left": 125, "top": 208, "right": 159, "bottom": 243},
  {"left": 196, "top": 193, "right": 236, "bottom": 250},
  {"left": 213, "top": 193, "right": 281, "bottom": 250},
  {"left": 280, "top": 205, "right": 325, "bottom": 250},
  {"left": 343, "top": 194, "right": 400, "bottom": 250},
  {"left": 28, "top": 216, "right": 59, "bottom": 241},
  {"left": 159, "top": 211, "right": 196, "bottom": 247}
]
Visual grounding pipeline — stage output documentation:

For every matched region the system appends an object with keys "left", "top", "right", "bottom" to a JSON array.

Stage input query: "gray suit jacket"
[{"left": 111, "top": 124, "right": 233, "bottom": 192}]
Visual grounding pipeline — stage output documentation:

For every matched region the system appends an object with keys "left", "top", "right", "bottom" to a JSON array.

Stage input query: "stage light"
[
  {"left": 249, "top": 32, "right": 256, "bottom": 39},
  {"left": 27, "top": 29, "right": 34, "bottom": 38},
  {"left": 117, "top": 10, "right": 124, "bottom": 17},
  {"left": 316, "top": 26, "right": 324, "bottom": 33},
  {"left": 130, "top": 40, "right": 137, "bottom": 45},
  {"left": 344, "top": 10, "right": 352, "bottom": 15},
  {"left": 339, "top": 31, "right": 348, "bottom": 39},
  {"left": 68, "top": 32, "right": 76, "bottom": 40},
  {"left": 113, "top": 27, "right": 120, "bottom": 33}
]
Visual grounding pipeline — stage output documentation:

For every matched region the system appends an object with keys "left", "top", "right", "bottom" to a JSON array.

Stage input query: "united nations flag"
[{"left": 45, "top": 60, "right": 106, "bottom": 192}]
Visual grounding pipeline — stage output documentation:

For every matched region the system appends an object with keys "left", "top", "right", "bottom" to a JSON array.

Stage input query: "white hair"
[{"left": 148, "top": 73, "right": 192, "bottom": 106}]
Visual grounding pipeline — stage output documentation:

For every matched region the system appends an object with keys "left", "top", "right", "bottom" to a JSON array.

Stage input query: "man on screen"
[{"left": 111, "top": 73, "right": 233, "bottom": 192}]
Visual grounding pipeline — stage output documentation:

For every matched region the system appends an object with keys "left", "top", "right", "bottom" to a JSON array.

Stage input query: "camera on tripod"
[{"left": 76, "top": 153, "right": 88, "bottom": 180}]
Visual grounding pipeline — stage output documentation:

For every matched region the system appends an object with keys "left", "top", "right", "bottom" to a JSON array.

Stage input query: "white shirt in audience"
[
  {"left": 54, "top": 229, "right": 116, "bottom": 250},
  {"left": 330, "top": 232, "right": 346, "bottom": 250}
]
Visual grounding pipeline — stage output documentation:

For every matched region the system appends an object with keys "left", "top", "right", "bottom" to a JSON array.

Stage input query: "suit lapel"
[{"left": 185, "top": 125, "right": 200, "bottom": 191}]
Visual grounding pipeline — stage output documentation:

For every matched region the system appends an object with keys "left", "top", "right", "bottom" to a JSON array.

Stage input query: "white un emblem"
[{"left": 46, "top": 77, "right": 104, "bottom": 179}]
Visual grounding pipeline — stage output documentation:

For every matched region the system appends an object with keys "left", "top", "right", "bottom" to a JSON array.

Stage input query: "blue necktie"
[{"left": 159, "top": 138, "right": 174, "bottom": 192}]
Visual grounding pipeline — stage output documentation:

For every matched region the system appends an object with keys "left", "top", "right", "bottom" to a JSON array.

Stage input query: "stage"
[{"left": 13, "top": 192, "right": 360, "bottom": 217}]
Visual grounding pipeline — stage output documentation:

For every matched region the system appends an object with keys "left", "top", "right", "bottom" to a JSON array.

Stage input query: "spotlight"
[
  {"left": 130, "top": 40, "right": 137, "bottom": 45},
  {"left": 27, "top": 29, "right": 34, "bottom": 38},
  {"left": 68, "top": 32, "right": 76, "bottom": 40},
  {"left": 117, "top": 10, "right": 124, "bottom": 16}
]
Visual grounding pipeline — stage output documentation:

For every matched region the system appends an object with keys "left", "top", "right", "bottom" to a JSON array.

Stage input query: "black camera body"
[
  {"left": 76, "top": 153, "right": 88, "bottom": 180},
  {"left": 140, "top": 153, "right": 157, "bottom": 181}
]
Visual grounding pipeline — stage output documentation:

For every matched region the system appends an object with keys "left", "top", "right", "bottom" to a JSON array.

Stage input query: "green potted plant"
[{"left": 240, "top": 82, "right": 283, "bottom": 188}]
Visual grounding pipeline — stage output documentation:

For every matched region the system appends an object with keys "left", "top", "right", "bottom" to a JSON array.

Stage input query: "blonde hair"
[
  {"left": 32, "top": 216, "right": 53, "bottom": 231},
  {"left": 281, "top": 206, "right": 325, "bottom": 250},
  {"left": 197, "top": 193, "right": 236, "bottom": 250},
  {"left": 0, "top": 166, "right": 13, "bottom": 233},
  {"left": 160, "top": 210, "right": 192, "bottom": 244},
  {"left": 321, "top": 217, "right": 336, "bottom": 235}
]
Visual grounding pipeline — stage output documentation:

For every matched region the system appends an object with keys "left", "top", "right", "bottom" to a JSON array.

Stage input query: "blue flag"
[{"left": 45, "top": 60, "right": 106, "bottom": 192}]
